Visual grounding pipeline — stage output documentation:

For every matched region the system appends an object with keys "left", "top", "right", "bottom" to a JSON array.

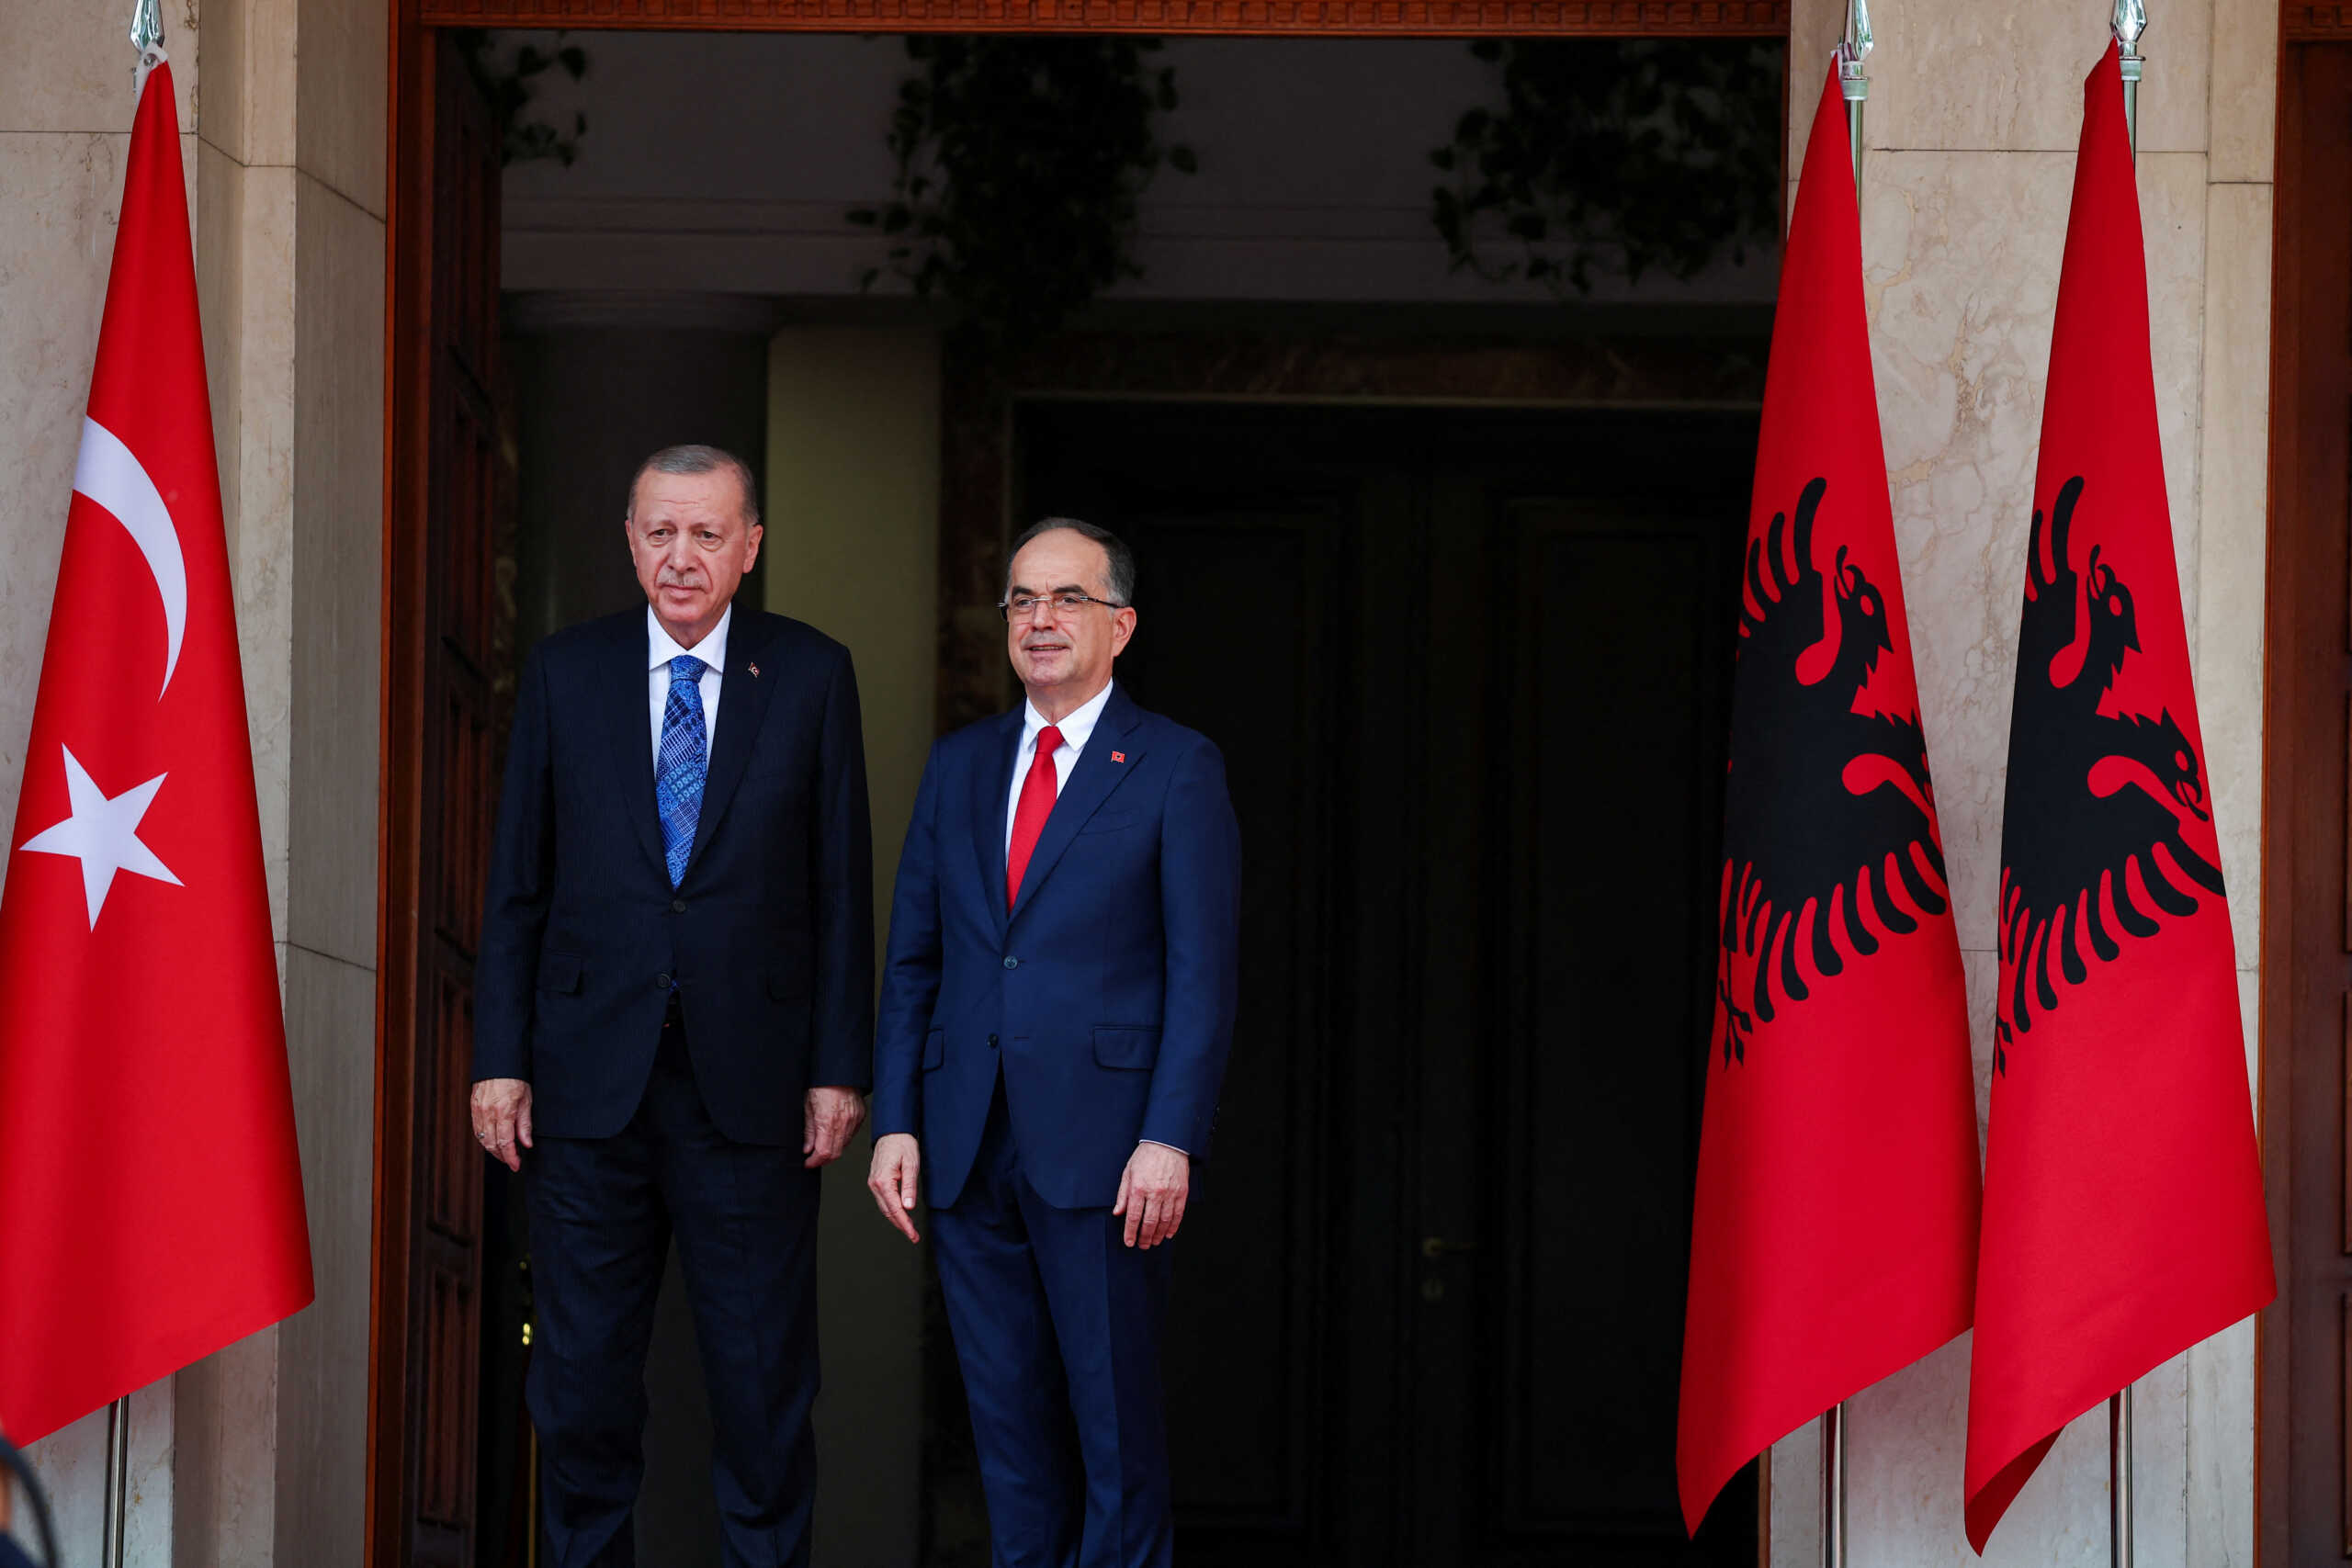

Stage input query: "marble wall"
[
  {"left": 0, "top": 0, "right": 386, "bottom": 1553},
  {"left": 1767, "top": 0, "right": 2275, "bottom": 1563}
]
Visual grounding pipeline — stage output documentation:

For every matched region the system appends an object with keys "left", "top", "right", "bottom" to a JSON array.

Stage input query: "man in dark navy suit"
[
  {"left": 473, "top": 444, "right": 873, "bottom": 1567},
  {"left": 868, "top": 518, "right": 1241, "bottom": 1568}
]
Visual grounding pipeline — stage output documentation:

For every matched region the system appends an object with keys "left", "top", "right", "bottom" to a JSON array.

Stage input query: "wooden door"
[
  {"left": 1019, "top": 400, "right": 1758, "bottom": 1565},
  {"left": 374, "top": 32, "right": 506, "bottom": 1568},
  {"left": 2260, "top": 37, "right": 2352, "bottom": 1568}
]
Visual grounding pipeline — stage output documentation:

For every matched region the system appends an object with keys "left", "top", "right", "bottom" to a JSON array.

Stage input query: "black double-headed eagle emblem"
[
  {"left": 1993, "top": 476, "right": 2222, "bottom": 1069},
  {"left": 1717, "top": 477, "right": 1947, "bottom": 1065}
]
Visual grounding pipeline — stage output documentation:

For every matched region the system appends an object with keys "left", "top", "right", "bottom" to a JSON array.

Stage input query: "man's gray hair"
[
  {"left": 628, "top": 444, "right": 761, "bottom": 527},
  {"left": 1007, "top": 517, "right": 1136, "bottom": 607}
]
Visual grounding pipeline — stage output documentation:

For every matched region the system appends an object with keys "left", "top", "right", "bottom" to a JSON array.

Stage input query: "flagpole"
[
  {"left": 1814, "top": 13, "right": 1871, "bottom": 1567},
  {"left": 97, "top": 1, "right": 170, "bottom": 1559},
  {"left": 102, "top": 1395, "right": 130, "bottom": 1568},
  {"left": 2103, "top": 5, "right": 2145, "bottom": 1568},
  {"left": 1820, "top": 1403, "right": 1848, "bottom": 1568},
  {"left": 1838, "top": 0, "right": 1871, "bottom": 193}
]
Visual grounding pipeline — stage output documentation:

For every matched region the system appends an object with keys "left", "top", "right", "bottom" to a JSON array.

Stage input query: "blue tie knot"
[{"left": 670, "top": 654, "right": 707, "bottom": 688}]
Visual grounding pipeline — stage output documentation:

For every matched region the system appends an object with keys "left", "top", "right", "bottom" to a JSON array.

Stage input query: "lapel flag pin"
[
  {"left": 1111, "top": 751, "right": 1125, "bottom": 763},
  {"left": 748, "top": 661, "right": 761, "bottom": 679}
]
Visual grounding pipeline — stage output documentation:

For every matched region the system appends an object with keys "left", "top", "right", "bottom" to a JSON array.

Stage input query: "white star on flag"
[{"left": 17, "top": 746, "right": 182, "bottom": 929}]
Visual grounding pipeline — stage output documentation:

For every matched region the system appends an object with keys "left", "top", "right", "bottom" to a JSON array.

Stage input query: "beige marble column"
[{"left": 172, "top": 0, "right": 387, "bottom": 1556}]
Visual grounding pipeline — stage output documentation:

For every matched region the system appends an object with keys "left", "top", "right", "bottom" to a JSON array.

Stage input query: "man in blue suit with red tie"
[{"left": 868, "top": 517, "right": 1241, "bottom": 1568}]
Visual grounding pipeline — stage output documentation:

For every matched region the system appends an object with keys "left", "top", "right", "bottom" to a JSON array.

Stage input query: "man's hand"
[
  {"left": 804, "top": 1087, "right": 866, "bottom": 1169},
  {"left": 471, "top": 1078, "right": 533, "bottom": 1173},
  {"left": 866, "top": 1133, "right": 922, "bottom": 1243},
  {"left": 1114, "top": 1142, "right": 1189, "bottom": 1249}
]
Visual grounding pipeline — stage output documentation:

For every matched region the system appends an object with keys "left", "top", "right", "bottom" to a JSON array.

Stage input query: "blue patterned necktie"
[{"left": 656, "top": 654, "right": 708, "bottom": 886}]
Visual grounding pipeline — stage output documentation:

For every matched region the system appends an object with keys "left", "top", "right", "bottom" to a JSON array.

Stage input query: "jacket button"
[
  {"left": 1002, "top": 955, "right": 1019, "bottom": 970},
  {"left": 655, "top": 973, "right": 673, "bottom": 990},
  {"left": 988, "top": 1033, "right": 999, "bottom": 1048},
  {"left": 672, "top": 897, "right": 687, "bottom": 914}
]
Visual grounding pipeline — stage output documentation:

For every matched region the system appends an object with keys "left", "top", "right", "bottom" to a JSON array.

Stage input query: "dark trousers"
[
  {"left": 526, "top": 1006, "right": 821, "bottom": 1568},
  {"left": 933, "top": 1077, "right": 1175, "bottom": 1568}
]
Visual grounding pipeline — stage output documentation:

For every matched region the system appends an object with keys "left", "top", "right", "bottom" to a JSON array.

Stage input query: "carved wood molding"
[
  {"left": 2284, "top": 5, "right": 2352, "bottom": 39},
  {"left": 417, "top": 0, "right": 1788, "bottom": 35}
]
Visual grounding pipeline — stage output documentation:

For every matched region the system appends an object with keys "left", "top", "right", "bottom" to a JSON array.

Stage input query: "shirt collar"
[
  {"left": 1022, "top": 678, "right": 1115, "bottom": 757},
  {"left": 648, "top": 604, "right": 731, "bottom": 676}
]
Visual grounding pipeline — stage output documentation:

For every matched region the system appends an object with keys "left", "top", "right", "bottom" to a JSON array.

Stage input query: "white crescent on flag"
[{"left": 73, "top": 415, "right": 187, "bottom": 699}]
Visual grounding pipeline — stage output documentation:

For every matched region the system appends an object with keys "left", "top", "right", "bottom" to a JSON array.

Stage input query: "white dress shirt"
[
  {"left": 648, "top": 604, "right": 729, "bottom": 765},
  {"left": 1004, "top": 678, "right": 1116, "bottom": 853}
]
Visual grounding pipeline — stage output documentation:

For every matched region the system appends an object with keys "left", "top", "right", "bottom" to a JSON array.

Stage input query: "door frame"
[
  {"left": 2258, "top": 17, "right": 2352, "bottom": 1565},
  {"left": 373, "top": 6, "right": 1789, "bottom": 1567}
]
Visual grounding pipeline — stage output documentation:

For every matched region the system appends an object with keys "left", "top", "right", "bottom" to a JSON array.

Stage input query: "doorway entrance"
[
  {"left": 372, "top": 12, "right": 1796, "bottom": 1568},
  {"left": 1014, "top": 400, "right": 1760, "bottom": 1565}
]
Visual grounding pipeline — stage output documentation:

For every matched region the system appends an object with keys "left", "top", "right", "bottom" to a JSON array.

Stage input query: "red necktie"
[{"left": 1006, "top": 725, "right": 1064, "bottom": 910}]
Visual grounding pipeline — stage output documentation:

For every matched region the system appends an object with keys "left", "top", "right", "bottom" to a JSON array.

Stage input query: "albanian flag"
[
  {"left": 0, "top": 60, "right": 312, "bottom": 1444},
  {"left": 1962, "top": 43, "right": 2273, "bottom": 1551},
  {"left": 1677, "top": 62, "right": 1982, "bottom": 1534}
]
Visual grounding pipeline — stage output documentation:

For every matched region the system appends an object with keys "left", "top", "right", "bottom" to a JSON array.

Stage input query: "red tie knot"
[{"left": 1036, "top": 725, "right": 1064, "bottom": 757}]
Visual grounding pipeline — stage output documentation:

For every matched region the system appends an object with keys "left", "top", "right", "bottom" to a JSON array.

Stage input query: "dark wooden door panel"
[
  {"left": 1122, "top": 509, "right": 1346, "bottom": 1543},
  {"left": 2263, "top": 38, "right": 2352, "bottom": 1568},
  {"left": 1476, "top": 504, "right": 1734, "bottom": 1561},
  {"left": 379, "top": 31, "right": 505, "bottom": 1568}
]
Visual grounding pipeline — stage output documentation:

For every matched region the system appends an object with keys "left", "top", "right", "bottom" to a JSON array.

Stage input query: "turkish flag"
[
  {"left": 1677, "top": 62, "right": 1983, "bottom": 1534},
  {"left": 1962, "top": 45, "right": 2273, "bottom": 1551},
  {"left": 0, "top": 62, "right": 312, "bottom": 1444}
]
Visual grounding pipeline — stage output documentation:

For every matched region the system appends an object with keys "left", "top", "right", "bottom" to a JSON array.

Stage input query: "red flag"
[
  {"left": 0, "top": 62, "right": 312, "bottom": 1444},
  {"left": 1677, "top": 62, "right": 1982, "bottom": 1534},
  {"left": 1963, "top": 45, "right": 2272, "bottom": 1550}
]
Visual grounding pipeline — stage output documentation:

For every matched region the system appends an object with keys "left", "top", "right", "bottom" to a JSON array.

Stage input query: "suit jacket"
[
  {"left": 873, "top": 682, "right": 1241, "bottom": 1210},
  {"left": 474, "top": 607, "right": 875, "bottom": 1145}
]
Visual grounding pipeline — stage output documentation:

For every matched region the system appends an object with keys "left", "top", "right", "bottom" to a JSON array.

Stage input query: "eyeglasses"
[{"left": 999, "top": 592, "right": 1128, "bottom": 620}]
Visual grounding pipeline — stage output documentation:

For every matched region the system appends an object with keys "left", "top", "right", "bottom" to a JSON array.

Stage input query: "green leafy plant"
[
  {"left": 454, "top": 31, "right": 590, "bottom": 167},
  {"left": 849, "top": 37, "right": 1198, "bottom": 346},
  {"left": 1431, "top": 39, "right": 1783, "bottom": 297}
]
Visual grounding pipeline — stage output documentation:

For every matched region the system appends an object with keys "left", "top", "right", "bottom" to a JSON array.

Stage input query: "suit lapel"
[
  {"left": 973, "top": 708, "right": 1022, "bottom": 932},
  {"left": 685, "top": 611, "right": 780, "bottom": 874},
  {"left": 602, "top": 615, "right": 670, "bottom": 879},
  {"left": 1009, "top": 685, "right": 1146, "bottom": 925}
]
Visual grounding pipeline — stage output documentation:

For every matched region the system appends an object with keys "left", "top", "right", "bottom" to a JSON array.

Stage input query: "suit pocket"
[
  {"left": 922, "top": 1029, "right": 945, "bottom": 1071},
  {"left": 1091, "top": 1025, "right": 1160, "bottom": 1071},
  {"left": 1078, "top": 809, "right": 1145, "bottom": 836},
  {"left": 537, "top": 952, "right": 584, "bottom": 996}
]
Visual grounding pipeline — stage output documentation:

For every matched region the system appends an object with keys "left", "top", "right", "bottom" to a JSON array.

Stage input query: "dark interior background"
[{"left": 902, "top": 399, "right": 1763, "bottom": 1567}]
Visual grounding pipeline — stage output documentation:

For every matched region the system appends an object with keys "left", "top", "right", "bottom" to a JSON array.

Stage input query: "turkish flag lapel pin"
[{"left": 1111, "top": 750, "right": 1125, "bottom": 763}]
